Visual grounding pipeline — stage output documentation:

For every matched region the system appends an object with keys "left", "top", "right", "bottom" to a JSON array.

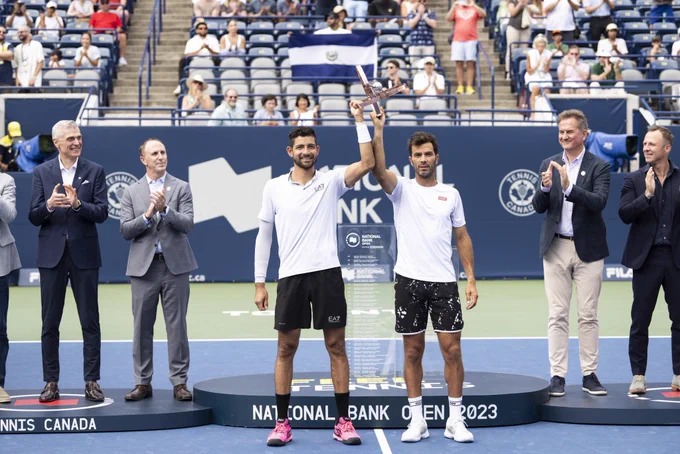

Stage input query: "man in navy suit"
[
  {"left": 619, "top": 125, "right": 680, "bottom": 395},
  {"left": 29, "top": 120, "right": 108, "bottom": 402}
]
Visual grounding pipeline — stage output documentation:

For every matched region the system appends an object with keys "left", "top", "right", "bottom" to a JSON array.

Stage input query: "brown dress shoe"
[
  {"left": 39, "top": 382, "right": 59, "bottom": 403},
  {"left": 125, "top": 384, "right": 153, "bottom": 401},
  {"left": 173, "top": 384, "right": 192, "bottom": 401},
  {"left": 85, "top": 381, "right": 105, "bottom": 402}
]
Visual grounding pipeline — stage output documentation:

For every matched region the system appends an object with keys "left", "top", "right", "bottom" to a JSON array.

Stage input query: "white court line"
[
  {"left": 8, "top": 335, "right": 671, "bottom": 344},
  {"left": 374, "top": 428, "right": 392, "bottom": 454}
]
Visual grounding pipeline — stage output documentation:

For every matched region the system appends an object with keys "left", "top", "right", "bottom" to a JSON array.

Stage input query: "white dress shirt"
[
  {"left": 145, "top": 173, "right": 168, "bottom": 253},
  {"left": 541, "top": 148, "right": 585, "bottom": 237},
  {"left": 59, "top": 157, "right": 78, "bottom": 186}
]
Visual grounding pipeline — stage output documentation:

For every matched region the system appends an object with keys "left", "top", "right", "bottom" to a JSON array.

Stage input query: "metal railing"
[
  {"left": 477, "top": 40, "right": 496, "bottom": 108},
  {"left": 138, "top": 0, "right": 165, "bottom": 107}
]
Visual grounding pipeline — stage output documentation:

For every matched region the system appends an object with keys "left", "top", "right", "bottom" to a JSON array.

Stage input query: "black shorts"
[
  {"left": 394, "top": 274, "right": 464, "bottom": 334},
  {"left": 275, "top": 267, "right": 347, "bottom": 331}
]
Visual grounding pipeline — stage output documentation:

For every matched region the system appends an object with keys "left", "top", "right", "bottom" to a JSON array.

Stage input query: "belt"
[
  {"left": 153, "top": 253, "right": 165, "bottom": 262},
  {"left": 555, "top": 233, "right": 574, "bottom": 241}
]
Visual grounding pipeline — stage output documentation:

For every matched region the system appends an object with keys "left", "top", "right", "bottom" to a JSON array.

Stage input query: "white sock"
[
  {"left": 408, "top": 396, "right": 424, "bottom": 423},
  {"left": 448, "top": 396, "right": 462, "bottom": 421}
]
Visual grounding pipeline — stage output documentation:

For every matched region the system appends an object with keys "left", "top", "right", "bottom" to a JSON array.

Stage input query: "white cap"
[
  {"left": 46, "top": 1, "right": 57, "bottom": 8},
  {"left": 423, "top": 56, "right": 436, "bottom": 65},
  {"left": 605, "top": 23, "right": 618, "bottom": 32},
  {"left": 596, "top": 49, "right": 611, "bottom": 58}
]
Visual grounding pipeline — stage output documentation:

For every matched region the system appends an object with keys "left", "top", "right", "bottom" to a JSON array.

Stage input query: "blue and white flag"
[{"left": 289, "top": 32, "right": 377, "bottom": 81}]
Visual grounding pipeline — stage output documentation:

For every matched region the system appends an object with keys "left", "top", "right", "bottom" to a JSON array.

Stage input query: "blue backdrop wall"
[{"left": 10, "top": 126, "right": 632, "bottom": 283}]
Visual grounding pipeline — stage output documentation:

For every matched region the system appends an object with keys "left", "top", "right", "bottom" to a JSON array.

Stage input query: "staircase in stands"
[{"left": 108, "top": 0, "right": 517, "bottom": 115}]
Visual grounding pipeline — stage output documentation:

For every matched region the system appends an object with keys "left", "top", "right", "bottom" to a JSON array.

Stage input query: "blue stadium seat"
[
  {"left": 61, "top": 47, "right": 78, "bottom": 59},
  {"left": 652, "top": 22, "right": 678, "bottom": 36},
  {"left": 649, "top": 59, "right": 679, "bottom": 80},
  {"left": 376, "top": 22, "right": 400, "bottom": 35},
  {"left": 613, "top": 0, "right": 635, "bottom": 10},
  {"left": 378, "top": 34, "right": 403, "bottom": 49},
  {"left": 379, "top": 47, "right": 405, "bottom": 59},
  {"left": 622, "top": 22, "right": 649, "bottom": 39},
  {"left": 249, "top": 34, "right": 275, "bottom": 49},
  {"left": 277, "top": 34, "right": 289, "bottom": 47},
  {"left": 632, "top": 34, "right": 655, "bottom": 54},
  {"left": 615, "top": 9, "right": 642, "bottom": 21},
  {"left": 56, "top": 0, "right": 70, "bottom": 9},
  {"left": 60, "top": 34, "right": 82, "bottom": 48},
  {"left": 247, "top": 47, "right": 275, "bottom": 58},
  {"left": 663, "top": 33, "right": 679, "bottom": 46},
  {"left": 92, "top": 34, "right": 114, "bottom": 51},
  {"left": 26, "top": 0, "right": 46, "bottom": 8},
  {"left": 579, "top": 47, "right": 596, "bottom": 59},
  {"left": 274, "top": 21, "right": 303, "bottom": 35},
  {"left": 246, "top": 21, "right": 275, "bottom": 37}
]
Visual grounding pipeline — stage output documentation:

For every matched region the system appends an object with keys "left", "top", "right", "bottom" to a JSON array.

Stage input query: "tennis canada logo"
[
  {"left": 105, "top": 172, "right": 138, "bottom": 220},
  {"left": 498, "top": 169, "right": 539, "bottom": 217},
  {"left": 0, "top": 393, "right": 114, "bottom": 433},
  {"left": 628, "top": 387, "right": 680, "bottom": 404}
]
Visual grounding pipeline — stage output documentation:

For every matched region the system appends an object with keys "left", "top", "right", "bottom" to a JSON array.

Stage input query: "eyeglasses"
[{"left": 227, "top": 95, "right": 238, "bottom": 99}]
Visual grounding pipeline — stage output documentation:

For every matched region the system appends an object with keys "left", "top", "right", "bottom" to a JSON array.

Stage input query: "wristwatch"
[{"left": 74, "top": 199, "right": 82, "bottom": 209}]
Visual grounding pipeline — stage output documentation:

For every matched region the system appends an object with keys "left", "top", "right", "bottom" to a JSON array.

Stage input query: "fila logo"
[
  {"left": 328, "top": 315, "right": 341, "bottom": 323},
  {"left": 438, "top": 196, "right": 447, "bottom": 201}
]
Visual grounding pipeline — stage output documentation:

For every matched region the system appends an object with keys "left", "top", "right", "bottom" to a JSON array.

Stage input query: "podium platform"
[
  {"left": 193, "top": 371, "right": 550, "bottom": 428},
  {"left": 0, "top": 389, "right": 212, "bottom": 434}
]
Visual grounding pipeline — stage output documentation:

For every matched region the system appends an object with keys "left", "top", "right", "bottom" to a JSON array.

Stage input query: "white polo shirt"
[
  {"left": 387, "top": 177, "right": 466, "bottom": 283},
  {"left": 258, "top": 167, "right": 350, "bottom": 279},
  {"left": 543, "top": 0, "right": 576, "bottom": 32}
]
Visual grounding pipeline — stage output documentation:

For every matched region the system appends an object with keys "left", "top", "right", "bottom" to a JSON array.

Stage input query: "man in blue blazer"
[{"left": 29, "top": 120, "right": 108, "bottom": 403}]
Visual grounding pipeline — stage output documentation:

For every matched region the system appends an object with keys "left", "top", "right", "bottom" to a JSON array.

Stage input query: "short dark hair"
[
  {"left": 408, "top": 131, "right": 438, "bottom": 155},
  {"left": 295, "top": 93, "right": 310, "bottom": 108},
  {"left": 557, "top": 109, "right": 588, "bottom": 132},
  {"left": 81, "top": 31, "right": 92, "bottom": 40},
  {"left": 387, "top": 59, "right": 400, "bottom": 69},
  {"left": 139, "top": 137, "right": 163, "bottom": 156},
  {"left": 648, "top": 125, "right": 674, "bottom": 146},
  {"left": 262, "top": 94, "right": 277, "bottom": 106},
  {"left": 289, "top": 127, "right": 317, "bottom": 148}
]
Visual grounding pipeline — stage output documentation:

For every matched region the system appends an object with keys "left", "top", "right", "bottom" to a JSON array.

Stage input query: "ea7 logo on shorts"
[
  {"left": 105, "top": 172, "right": 138, "bottom": 220},
  {"left": 498, "top": 169, "right": 539, "bottom": 217},
  {"left": 328, "top": 316, "right": 341, "bottom": 323}
]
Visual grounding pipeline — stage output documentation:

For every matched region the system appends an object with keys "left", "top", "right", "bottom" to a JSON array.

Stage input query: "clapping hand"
[
  {"left": 150, "top": 188, "right": 166, "bottom": 214},
  {"left": 46, "top": 184, "right": 70, "bottom": 210},
  {"left": 645, "top": 167, "right": 655, "bottom": 198},
  {"left": 541, "top": 165, "right": 553, "bottom": 188},
  {"left": 63, "top": 185, "right": 79, "bottom": 208},
  {"left": 549, "top": 161, "right": 570, "bottom": 190}
]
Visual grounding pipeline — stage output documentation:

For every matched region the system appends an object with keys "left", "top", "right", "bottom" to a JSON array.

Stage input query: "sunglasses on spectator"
[{"left": 227, "top": 95, "right": 238, "bottom": 99}]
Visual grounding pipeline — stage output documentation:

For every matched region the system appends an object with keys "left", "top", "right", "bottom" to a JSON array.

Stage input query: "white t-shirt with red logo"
[
  {"left": 258, "top": 168, "right": 350, "bottom": 279},
  {"left": 387, "top": 177, "right": 466, "bottom": 283}
]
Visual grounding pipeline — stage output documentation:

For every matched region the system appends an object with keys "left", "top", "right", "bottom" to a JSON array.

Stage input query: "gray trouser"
[{"left": 131, "top": 257, "right": 190, "bottom": 386}]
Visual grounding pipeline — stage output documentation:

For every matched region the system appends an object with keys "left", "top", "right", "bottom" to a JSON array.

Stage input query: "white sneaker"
[
  {"left": 173, "top": 85, "right": 181, "bottom": 96},
  {"left": 118, "top": 57, "right": 128, "bottom": 66},
  {"left": 401, "top": 419, "right": 429, "bottom": 443},
  {"left": 444, "top": 417, "right": 474, "bottom": 443}
]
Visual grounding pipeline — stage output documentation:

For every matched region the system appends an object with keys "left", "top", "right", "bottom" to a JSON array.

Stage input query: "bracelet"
[{"left": 356, "top": 122, "right": 371, "bottom": 144}]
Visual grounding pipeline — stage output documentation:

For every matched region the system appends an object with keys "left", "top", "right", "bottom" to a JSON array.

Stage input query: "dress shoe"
[
  {"left": 125, "top": 384, "right": 153, "bottom": 401},
  {"left": 39, "top": 382, "right": 59, "bottom": 403},
  {"left": 173, "top": 384, "right": 192, "bottom": 401},
  {"left": 85, "top": 381, "right": 105, "bottom": 402},
  {"left": 0, "top": 386, "right": 10, "bottom": 403}
]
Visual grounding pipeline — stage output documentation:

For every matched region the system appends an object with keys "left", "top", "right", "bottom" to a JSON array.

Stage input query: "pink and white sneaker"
[
  {"left": 333, "top": 417, "right": 362, "bottom": 445},
  {"left": 267, "top": 418, "right": 292, "bottom": 447}
]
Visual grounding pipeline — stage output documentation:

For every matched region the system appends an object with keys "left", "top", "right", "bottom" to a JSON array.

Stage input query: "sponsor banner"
[{"left": 603, "top": 265, "right": 633, "bottom": 281}]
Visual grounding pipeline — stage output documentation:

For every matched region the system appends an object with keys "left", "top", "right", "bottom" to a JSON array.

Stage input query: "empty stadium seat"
[
  {"left": 223, "top": 82, "right": 250, "bottom": 96},
  {"left": 60, "top": 34, "right": 82, "bottom": 48},
  {"left": 388, "top": 114, "right": 418, "bottom": 125},
  {"left": 418, "top": 98, "right": 448, "bottom": 111},
  {"left": 652, "top": 22, "right": 678, "bottom": 36},
  {"left": 43, "top": 69, "right": 70, "bottom": 87},
  {"left": 220, "top": 57, "right": 246, "bottom": 69},
  {"left": 385, "top": 98, "right": 415, "bottom": 114},
  {"left": 253, "top": 83, "right": 281, "bottom": 96},
  {"left": 322, "top": 115, "right": 351, "bottom": 125},
  {"left": 423, "top": 114, "right": 452, "bottom": 126},
  {"left": 74, "top": 69, "right": 99, "bottom": 88},
  {"left": 320, "top": 99, "right": 349, "bottom": 117},
  {"left": 249, "top": 34, "right": 275, "bottom": 49}
]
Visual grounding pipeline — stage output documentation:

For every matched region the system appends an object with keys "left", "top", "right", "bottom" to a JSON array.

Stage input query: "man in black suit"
[
  {"left": 619, "top": 125, "right": 680, "bottom": 395},
  {"left": 28, "top": 120, "right": 108, "bottom": 403},
  {"left": 531, "top": 109, "right": 611, "bottom": 398}
]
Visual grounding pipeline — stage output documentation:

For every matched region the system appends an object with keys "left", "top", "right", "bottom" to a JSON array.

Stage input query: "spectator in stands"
[
  {"left": 220, "top": 20, "right": 246, "bottom": 56},
  {"left": 367, "top": 0, "right": 402, "bottom": 27},
  {"left": 316, "top": 0, "right": 338, "bottom": 18},
  {"left": 221, "top": 0, "right": 247, "bottom": 17},
  {"left": 672, "top": 27, "right": 680, "bottom": 57},
  {"left": 249, "top": 0, "right": 277, "bottom": 17},
  {"left": 254, "top": 94, "right": 284, "bottom": 125},
  {"left": 407, "top": 0, "right": 437, "bottom": 65},
  {"left": 174, "top": 20, "right": 219, "bottom": 95},
  {"left": 49, "top": 48, "right": 66, "bottom": 68},
  {"left": 505, "top": 0, "right": 533, "bottom": 79},
  {"left": 194, "top": 0, "right": 220, "bottom": 17},
  {"left": 647, "top": 35, "right": 665, "bottom": 64},
  {"left": 37, "top": 2, "right": 65, "bottom": 40},
  {"left": 524, "top": 34, "right": 553, "bottom": 115},
  {"left": 543, "top": 0, "right": 578, "bottom": 42},
  {"left": 649, "top": 0, "right": 673, "bottom": 25},
  {"left": 13, "top": 26, "right": 44, "bottom": 89},
  {"left": 290, "top": 94, "right": 319, "bottom": 126},
  {"left": 583, "top": 0, "right": 614, "bottom": 42},
  {"left": 181, "top": 74, "right": 215, "bottom": 116},
  {"left": 343, "top": 0, "right": 368, "bottom": 19},
  {"left": 333, "top": 5, "right": 352, "bottom": 29},
  {"left": 90, "top": 0, "right": 127, "bottom": 66},
  {"left": 68, "top": 0, "right": 95, "bottom": 23},
  {"left": 447, "top": 0, "right": 486, "bottom": 95},
  {"left": 315, "top": 12, "right": 351, "bottom": 34},
  {"left": 92, "top": 0, "right": 130, "bottom": 27},
  {"left": 413, "top": 56, "right": 445, "bottom": 104},
  {"left": 209, "top": 88, "right": 248, "bottom": 126},
  {"left": 75, "top": 32, "right": 101, "bottom": 68},
  {"left": 277, "top": 0, "right": 300, "bottom": 17},
  {"left": 6, "top": 1, "right": 34, "bottom": 29},
  {"left": 596, "top": 23, "right": 628, "bottom": 57},
  {"left": 402, "top": 0, "right": 417, "bottom": 16},
  {"left": 557, "top": 45, "right": 590, "bottom": 94},
  {"left": 548, "top": 30, "right": 569, "bottom": 57},
  {"left": 379, "top": 59, "right": 408, "bottom": 92},
  {"left": 0, "top": 26, "right": 14, "bottom": 87},
  {"left": 590, "top": 49, "right": 624, "bottom": 93}
]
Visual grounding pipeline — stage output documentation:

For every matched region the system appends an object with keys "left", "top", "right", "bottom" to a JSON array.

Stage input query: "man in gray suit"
[
  {"left": 119, "top": 138, "right": 197, "bottom": 402},
  {"left": 0, "top": 173, "right": 21, "bottom": 403}
]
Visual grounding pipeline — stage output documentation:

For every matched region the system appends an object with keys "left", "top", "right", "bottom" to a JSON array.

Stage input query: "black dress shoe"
[
  {"left": 39, "top": 382, "right": 59, "bottom": 403},
  {"left": 173, "top": 384, "right": 192, "bottom": 401},
  {"left": 125, "top": 384, "right": 153, "bottom": 401},
  {"left": 85, "top": 381, "right": 105, "bottom": 402}
]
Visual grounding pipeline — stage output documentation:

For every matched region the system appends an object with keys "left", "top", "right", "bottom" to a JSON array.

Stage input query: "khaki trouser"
[{"left": 543, "top": 237, "right": 604, "bottom": 377}]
